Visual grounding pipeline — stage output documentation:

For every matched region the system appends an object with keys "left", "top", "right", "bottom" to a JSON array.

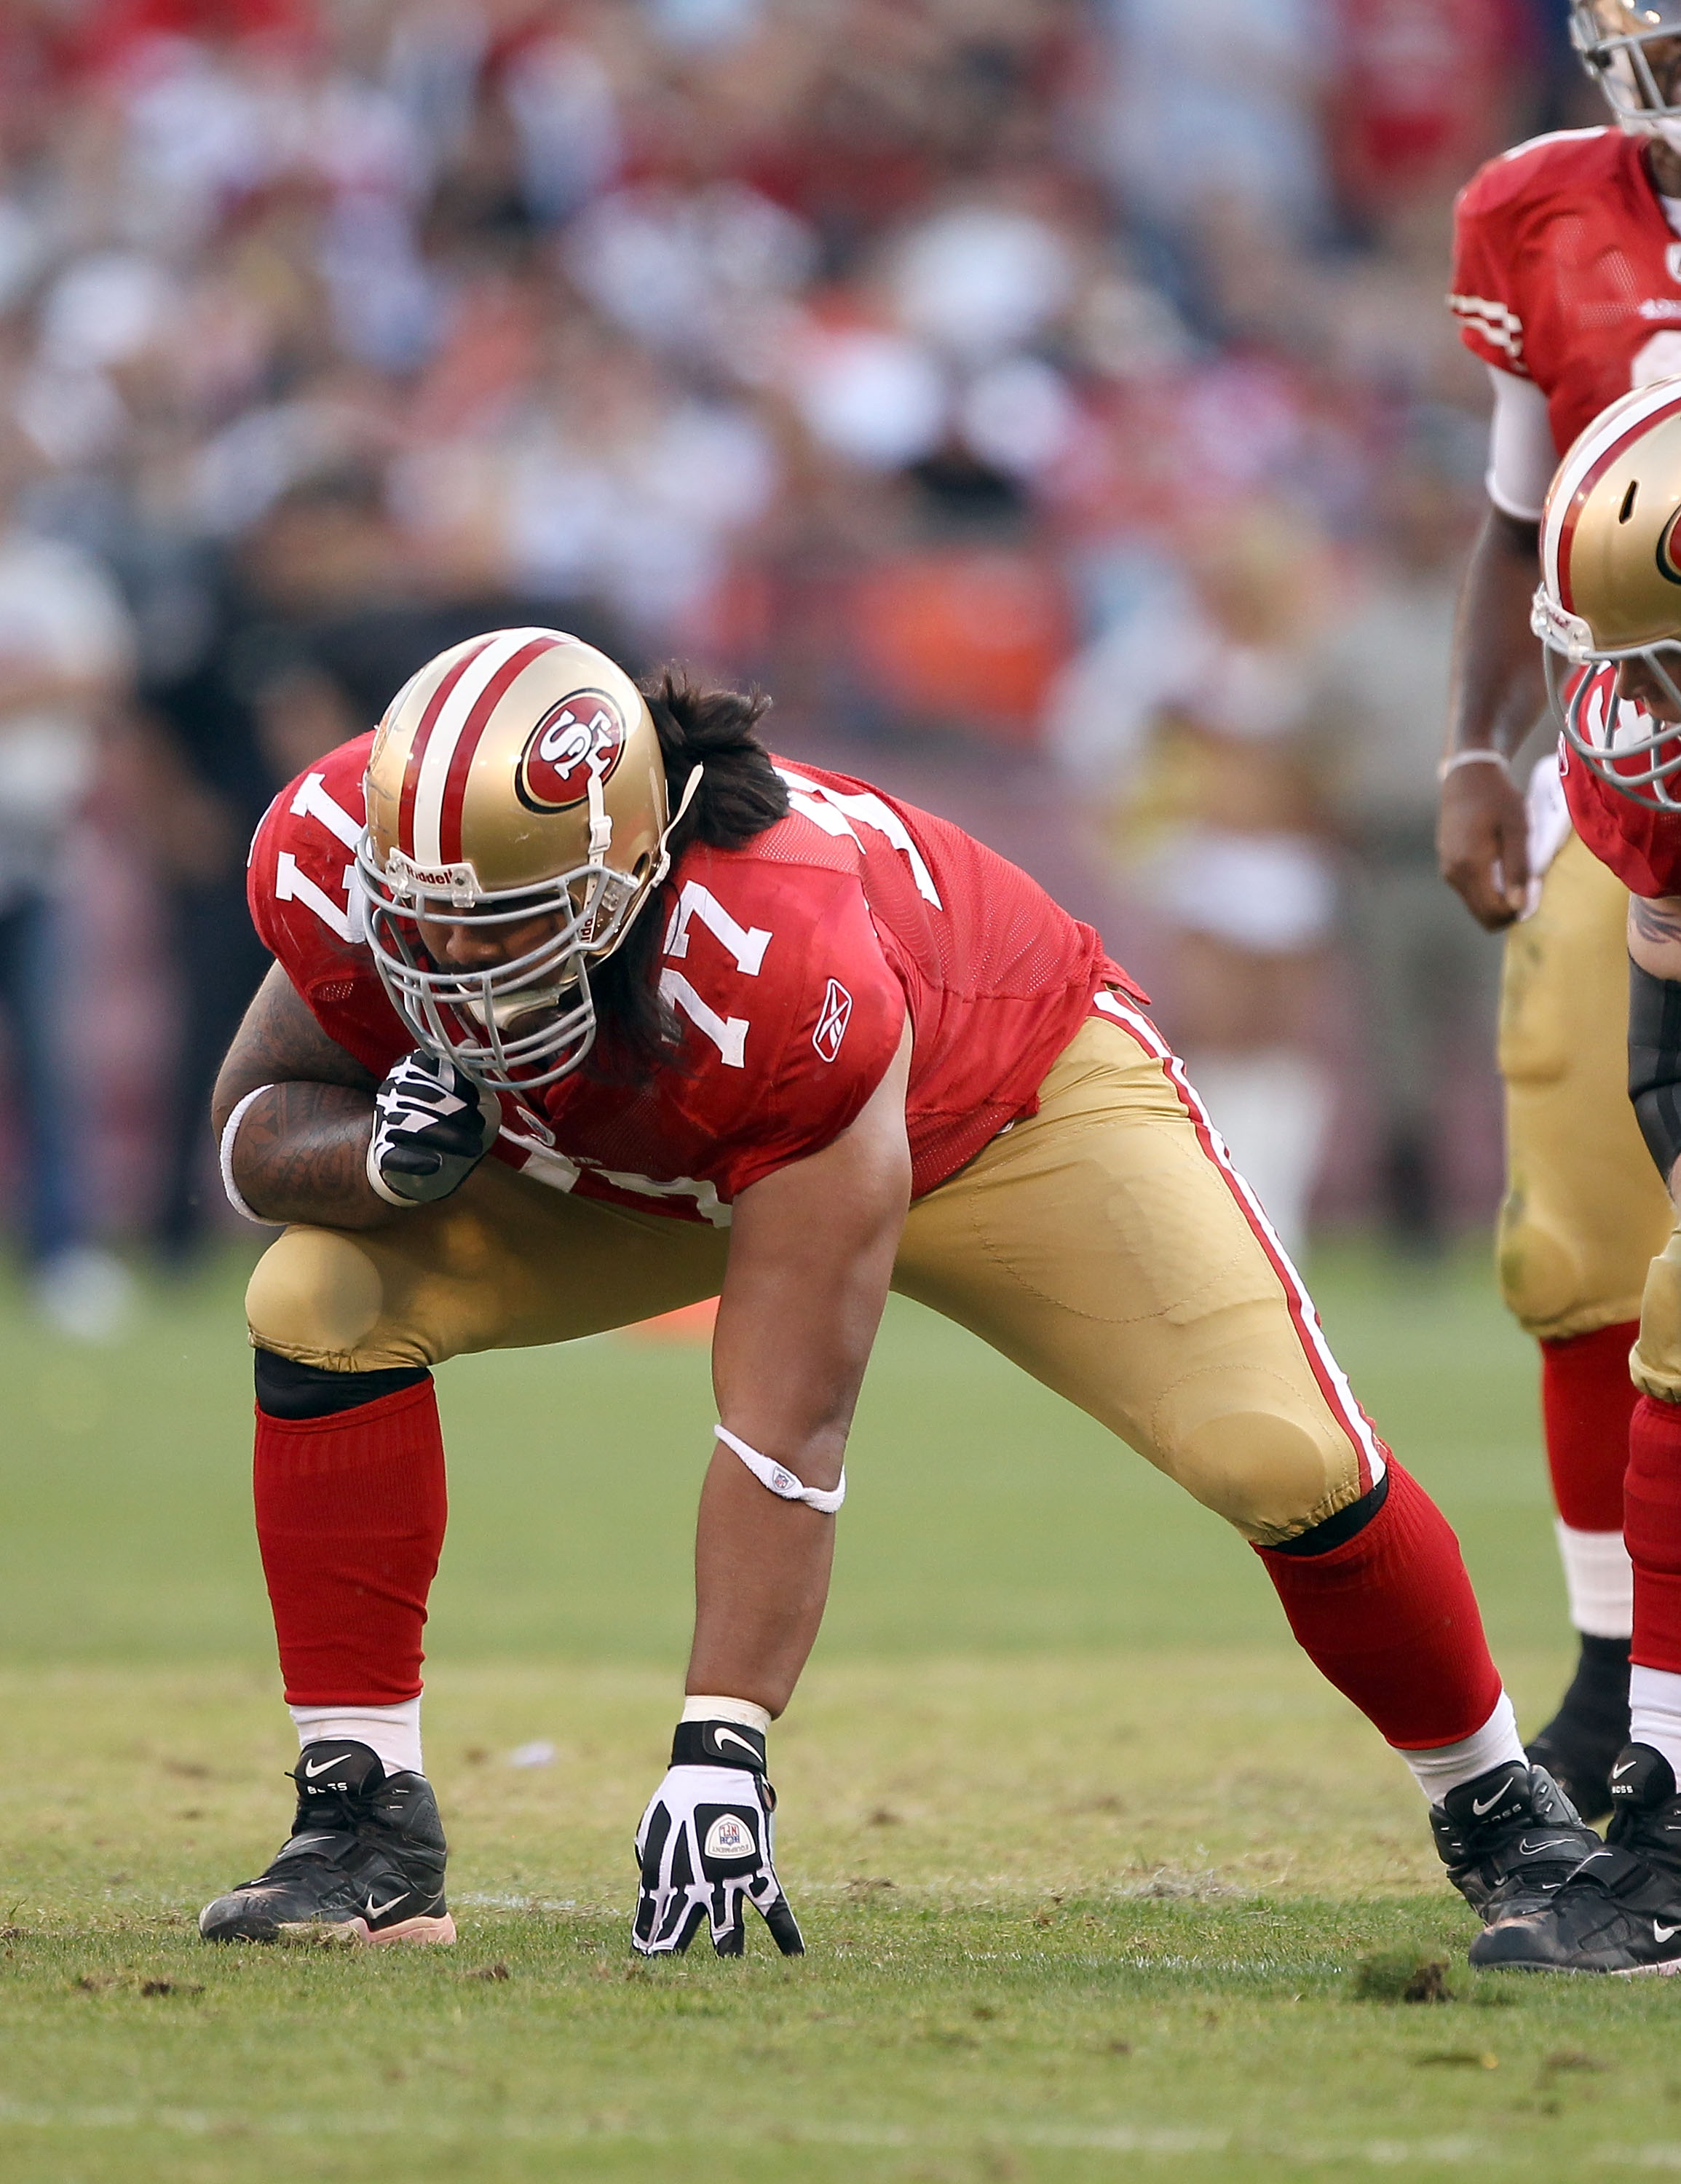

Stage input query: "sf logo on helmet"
[{"left": 516, "top": 692, "right": 626, "bottom": 812}]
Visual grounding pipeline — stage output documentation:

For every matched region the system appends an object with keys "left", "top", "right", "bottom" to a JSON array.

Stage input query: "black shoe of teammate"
[
  {"left": 1430, "top": 1760, "right": 1600, "bottom": 1924},
  {"left": 1524, "top": 1634, "right": 1631, "bottom": 1821},
  {"left": 1471, "top": 1744, "right": 1681, "bottom": 1973},
  {"left": 199, "top": 1741, "right": 455, "bottom": 1946}
]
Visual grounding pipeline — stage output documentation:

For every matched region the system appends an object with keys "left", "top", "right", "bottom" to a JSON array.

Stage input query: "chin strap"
[
  {"left": 651, "top": 765, "right": 704, "bottom": 887},
  {"left": 714, "top": 1425, "right": 846, "bottom": 1514}
]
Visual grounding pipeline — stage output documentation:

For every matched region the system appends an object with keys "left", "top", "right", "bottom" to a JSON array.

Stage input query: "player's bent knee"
[
  {"left": 1150, "top": 1367, "right": 1361, "bottom": 1543},
  {"left": 1484, "top": 1197, "right": 1581, "bottom": 1328},
  {"left": 245, "top": 1225, "right": 420, "bottom": 1373},
  {"left": 1634, "top": 1229, "right": 1681, "bottom": 1404}
]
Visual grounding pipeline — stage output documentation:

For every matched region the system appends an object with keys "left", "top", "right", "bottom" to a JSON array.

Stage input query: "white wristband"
[
  {"left": 1437, "top": 748, "right": 1514, "bottom": 783},
  {"left": 219, "top": 1084, "right": 282, "bottom": 1227},
  {"left": 680, "top": 1695, "right": 772, "bottom": 1733},
  {"left": 714, "top": 1425, "right": 847, "bottom": 1514}
]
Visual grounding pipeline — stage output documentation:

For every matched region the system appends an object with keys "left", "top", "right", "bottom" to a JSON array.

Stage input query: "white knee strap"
[{"left": 714, "top": 1425, "right": 847, "bottom": 1514}]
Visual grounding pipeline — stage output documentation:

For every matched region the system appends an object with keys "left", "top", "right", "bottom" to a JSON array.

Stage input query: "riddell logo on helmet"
[{"left": 516, "top": 692, "right": 627, "bottom": 812}]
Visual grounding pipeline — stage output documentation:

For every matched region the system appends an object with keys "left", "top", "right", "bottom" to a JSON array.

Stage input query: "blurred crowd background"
[{"left": 0, "top": 0, "right": 1590, "bottom": 1334}]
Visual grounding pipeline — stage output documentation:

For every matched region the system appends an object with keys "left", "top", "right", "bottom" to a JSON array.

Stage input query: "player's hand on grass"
[
  {"left": 1438, "top": 756, "right": 1530, "bottom": 930},
  {"left": 632, "top": 1720, "right": 804, "bottom": 1958},
  {"left": 366, "top": 1052, "right": 502, "bottom": 1206}
]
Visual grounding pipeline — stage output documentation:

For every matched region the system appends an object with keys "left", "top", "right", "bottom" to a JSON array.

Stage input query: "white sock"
[
  {"left": 1630, "top": 1664, "right": 1681, "bottom": 1781},
  {"left": 1554, "top": 1520, "right": 1634, "bottom": 1639},
  {"left": 290, "top": 1696, "right": 423, "bottom": 1779},
  {"left": 1398, "top": 1691, "right": 1526, "bottom": 1804}
]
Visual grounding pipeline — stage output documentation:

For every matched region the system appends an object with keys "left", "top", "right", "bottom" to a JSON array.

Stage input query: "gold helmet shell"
[
  {"left": 355, "top": 628, "right": 695, "bottom": 1086},
  {"left": 1533, "top": 379, "right": 1681, "bottom": 807}
]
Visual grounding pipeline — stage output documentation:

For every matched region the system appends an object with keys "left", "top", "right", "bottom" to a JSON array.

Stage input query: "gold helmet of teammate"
[
  {"left": 356, "top": 627, "right": 698, "bottom": 1088},
  {"left": 1532, "top": 379, "right": 1681, "bottom": 808},
  {"left": 1573, "top": 2, "right": 1681, "bottom": 147}
]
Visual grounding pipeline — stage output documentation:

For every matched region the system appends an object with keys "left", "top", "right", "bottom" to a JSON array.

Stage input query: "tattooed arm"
[
  {"left": 1629, "top": 895, "right": 1681, "bottom": 984},
  {"left": 211, "top": 963, "right": 392, "bottom": 1230}
]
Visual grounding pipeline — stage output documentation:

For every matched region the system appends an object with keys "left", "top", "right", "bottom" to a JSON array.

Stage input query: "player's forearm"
[
  {"left": 1446, "top": 505, "right": 1546, "bottom": 758},
  {"left": 229, "top": 1081, "right": 394, "bottom": 1230},
  {"left": 687, "top": 1448, "right": 837, "bottom": 1716}
]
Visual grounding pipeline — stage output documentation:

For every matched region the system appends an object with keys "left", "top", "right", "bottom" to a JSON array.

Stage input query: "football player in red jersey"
[
  {"left": 1471, "top": 381, "right": 1681, "bottom": 1971},
  {"left": 199, "top": 629, "right": 1597, "bottom": 1958},
  {"left": 1435, "top": 0, "right": 1681, "bottom": 1814}
]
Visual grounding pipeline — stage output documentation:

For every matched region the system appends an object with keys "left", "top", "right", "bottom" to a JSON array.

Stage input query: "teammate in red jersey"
[
  {"left": 1434, "top": 4, "right": 1681, "bottom": 1812},
  {"left": 1471, "top": 378, "right": 1681, "bottom": 1972},
  {"left": 199, "top": 628, "right": 1595, "bottom": 1958}
]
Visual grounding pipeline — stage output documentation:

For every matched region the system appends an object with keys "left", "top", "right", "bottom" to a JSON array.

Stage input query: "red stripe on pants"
[
  {"left": 1254, "top": 1463, "right": 1503, "bottom": 1749},
  {"left": 254, "top": 1380, "right": 446, "bottom": 1706}
]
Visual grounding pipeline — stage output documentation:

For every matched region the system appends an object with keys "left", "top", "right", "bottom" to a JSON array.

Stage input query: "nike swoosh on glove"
[
  {"left": 632, "top": 1722, "right": 804, "bottom": 1958},
  {"left": 367, "top": 1052, "right": 502, "bottom": 1207}
]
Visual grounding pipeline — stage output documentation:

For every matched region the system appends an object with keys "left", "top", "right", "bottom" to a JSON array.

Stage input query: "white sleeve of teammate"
[{"left": 1484, "top": 365, "right": 1556, "bottom": 524}]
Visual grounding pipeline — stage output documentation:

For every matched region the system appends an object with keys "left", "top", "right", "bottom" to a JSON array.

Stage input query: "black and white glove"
[
  {"left": 632, "top": 1720, "right": 804, "bottom": 1958},
  {"left": 366, "top": 1052, "right": 502, "bottom": 1207}
]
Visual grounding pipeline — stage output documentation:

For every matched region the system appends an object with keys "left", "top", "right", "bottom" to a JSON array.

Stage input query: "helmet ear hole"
[{"left": 1623, "top": 481, "right": 1640, "bottom": 523}]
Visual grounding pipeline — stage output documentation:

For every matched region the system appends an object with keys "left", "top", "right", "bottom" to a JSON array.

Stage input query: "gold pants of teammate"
[
  {"left": 246, "top": 1013, "right": 1382, "bottom": 1546},
  {"left": 1498, "top": 831, "right": 1672, "bottom": 1347}
]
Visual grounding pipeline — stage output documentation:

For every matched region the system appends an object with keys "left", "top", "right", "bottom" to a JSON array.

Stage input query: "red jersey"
[
  {"left": 1558, "top": 668, "right": 1681, "bottom": 898},
  {"left": 1450, "top": 127, "right": 1681, "bottom": 455},
  {"left": 248, "top": 735, "right": 1136, "bottom": 1224}
]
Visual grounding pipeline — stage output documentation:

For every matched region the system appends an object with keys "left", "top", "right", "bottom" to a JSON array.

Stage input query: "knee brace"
[{"left": 255, "top": 1348, "right": 431, "bottom": 1421}]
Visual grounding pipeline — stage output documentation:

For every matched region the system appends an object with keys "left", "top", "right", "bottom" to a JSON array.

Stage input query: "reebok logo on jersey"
[
  {"left": 704, "top": 1814, "right": 755, "bottom": 1861},
  {"left": 813, "top": 979, "right": 852, "bottom": 1063}
]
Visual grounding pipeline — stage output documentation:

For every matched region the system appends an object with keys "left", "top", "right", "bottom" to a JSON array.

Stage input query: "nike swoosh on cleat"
[
  {"left": 302, "top": 1754, "right": 355, "bottom": 1779},
  {"left": 712, "top": 1728, "right": 761, "bottom": 1762},
  {"left": 1613, "top": 1759, "right": 1641, "bottom": 1780},
  {"left": 1654, "top": 1923, "right": 1681, "bottom": 1942},
  {"left": 1516, "top": 1837, "right": 1585, "bottom": 1856},
  {"left": 1471, "top": 1778, "right": 1518, "bottom": 1816},
  {"left": 364, "top": 1893, "right": 411, "bottom": 1920}
]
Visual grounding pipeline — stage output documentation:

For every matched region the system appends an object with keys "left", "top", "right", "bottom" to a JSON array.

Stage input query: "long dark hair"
[{"left": 583, "top": 668, "right": 789, "bottom": 1080}]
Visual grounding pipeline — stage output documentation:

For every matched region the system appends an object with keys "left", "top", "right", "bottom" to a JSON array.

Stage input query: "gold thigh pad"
[
  {"left": 245, "top": 1156, "right": 730, "bottom": 1372},
  {"left": 893, "top": 1016, "right": 1375, "bottom": 1543},
  {"left": 1497, "top": 831, "right": 1672, "bottom": 1338}
]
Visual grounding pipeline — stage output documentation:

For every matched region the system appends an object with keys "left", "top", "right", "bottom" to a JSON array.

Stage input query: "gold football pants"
[
  {"left": 246, "top": 1010, "right": 1383, "bottom": 1544},
  {"left": 1497, "top": 831, "right": 1672, "bottom": 1342}
]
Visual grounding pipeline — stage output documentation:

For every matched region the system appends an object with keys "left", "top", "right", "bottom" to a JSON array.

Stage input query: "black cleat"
[
  {"left": 1431, "top": 1760, "right": 1600, "bottom": 1924},
  {"left": 1471, "top": 1744, "right": 1681, "bottom": 1974},
  {"left": 1524, "top": 1634, "right": 1631, "bottom": 1821},
  {"left": 199, "top": 1740, "right": 455, "bottom": 1946}
]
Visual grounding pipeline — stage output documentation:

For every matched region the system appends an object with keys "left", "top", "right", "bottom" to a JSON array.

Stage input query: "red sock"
[
  {"left": 1254, "top": 1465, "right": 1502, "bottom": 1749},
  {"left": 1627, "top": 1396, "right": 1681, "bottom": 1674},
  {"left": 1540, "top": 1322, "right": 1637, "bottom": 1532},
  {"left": 254, "top": 1380, "right": 446, "bottom": 1706}
]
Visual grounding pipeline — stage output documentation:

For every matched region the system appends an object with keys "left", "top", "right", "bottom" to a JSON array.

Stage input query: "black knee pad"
[
  {"left": 1265, "top": 1471, "right": 1391, "bottom": 1556},
  {"left": 254, "top": 1349, "right": 432, "bottom": 1421}
]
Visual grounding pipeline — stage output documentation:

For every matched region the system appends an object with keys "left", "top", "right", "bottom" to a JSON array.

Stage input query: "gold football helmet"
[
  {"left": 1532, "top": 378, "right": 1681, "bottom": 807},
  {"left": 355, "top": 628, "right": 697, "bottom": 1086},
  {"left": 1572, "top": 1, "right": 1681, "bottom": 146}
]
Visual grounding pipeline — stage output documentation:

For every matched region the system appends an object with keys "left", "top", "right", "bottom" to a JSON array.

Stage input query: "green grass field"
[{"left": 2, "top": 1241, "right": 1677, "bottom": 2183}]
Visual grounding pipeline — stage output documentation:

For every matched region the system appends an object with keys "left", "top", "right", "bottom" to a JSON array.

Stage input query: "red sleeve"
[
  {"left": 716, "top": 869, "right": 906, "bottom": 1200},
  {"left": 246, "top": 735, "right": 408, "bottom": 1077},
  {"left": 1559, "top": 736, "right": 1681, "bottom": 898},
  {"left": 1449, "top": 159, "right": 1530, "bottom": 379}
]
